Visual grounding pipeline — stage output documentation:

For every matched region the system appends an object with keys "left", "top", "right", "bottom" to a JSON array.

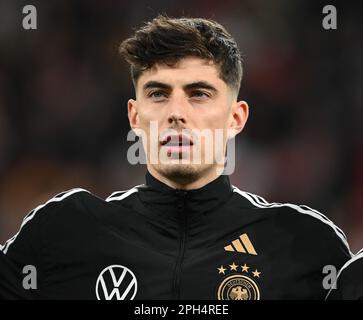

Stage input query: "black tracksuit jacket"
[
  {"left": 326, "top": 250, "right": 363, "bottom": 300},
  {"left": 0, "top": 171, "right": 352, "bottom": 300}
]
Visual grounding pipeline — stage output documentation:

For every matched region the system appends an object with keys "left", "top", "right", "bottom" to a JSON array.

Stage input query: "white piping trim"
[
  {"left": 336, "top": 251, "right": 363, "bottom": 279},
  {"left": 1, "top": 188, "right": 89, "bottom": 254},
  {"left": 106, "top": 190, "right": 128, "bottom": 200},
  {"left": 326, "top": 250, "right": 363, "bottom": 299},
  {"left": 105, "top": 185, "right": 142, "bottom": 202},
  {"left": 232, "top": 186, "right": 352, "bottom": 256}
]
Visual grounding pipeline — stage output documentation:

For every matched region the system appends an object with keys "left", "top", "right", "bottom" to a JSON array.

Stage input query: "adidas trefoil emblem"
[{"left": 224, "top": 233, "right": 257, "bottom": 255}]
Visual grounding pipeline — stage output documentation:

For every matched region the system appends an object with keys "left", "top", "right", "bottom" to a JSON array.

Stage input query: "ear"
[
  {"left": 128, "top": 99, "right": 140, "bottom": 135},
  {"left": 228, "top": 100, "right": 249, "bottom": 138}
]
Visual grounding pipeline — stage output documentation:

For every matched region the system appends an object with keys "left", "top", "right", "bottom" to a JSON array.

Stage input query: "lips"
[
  {"left": 160, "top": 134, "right": 194, "bottom": 155},
  {"left": 160, "top": 134, "right": 194, "bottom": 147}
]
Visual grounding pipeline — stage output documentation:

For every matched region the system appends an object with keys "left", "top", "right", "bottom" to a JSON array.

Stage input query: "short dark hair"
[{"left": 119, "top": 15, "right": 243, "bottom": 94}]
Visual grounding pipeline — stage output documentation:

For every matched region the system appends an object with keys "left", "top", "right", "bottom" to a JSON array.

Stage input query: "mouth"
[{"left": 160, "top": 134, "right": 194, "bottom": 154}]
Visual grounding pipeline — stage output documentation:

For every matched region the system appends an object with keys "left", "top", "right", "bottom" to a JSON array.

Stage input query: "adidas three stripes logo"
[{"left": 224, "top": 233, "right": 257, "bottom": 255}]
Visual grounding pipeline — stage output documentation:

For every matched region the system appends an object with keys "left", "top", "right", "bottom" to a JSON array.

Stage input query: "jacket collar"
[{"left": 138, "top": 170, "right": 233, "bottom": 217}]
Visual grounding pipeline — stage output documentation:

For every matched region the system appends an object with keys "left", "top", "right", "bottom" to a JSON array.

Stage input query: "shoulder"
[
  {"left": 336, "top": 250, "right": 363, "bottom": 280},
  {"left": 105, "top": 184, "right": 142, "bottom": 203},
  {"left": 26, "top": 187, "right": 94, "bottom": 218},
  {"left": 231, "top": 186, "right": 351, "bottom": 255},
  {"left": 1, "top": 188, "right": 93, "bottom": 254},
  {"left": 327, "top": 250, "right": 363, "bottom": 299}
]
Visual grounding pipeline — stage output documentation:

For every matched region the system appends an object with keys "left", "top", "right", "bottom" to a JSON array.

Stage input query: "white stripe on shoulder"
[
  {"left": 326, "top": 250, "right": 363, "bottom": 299},
  {"left": 105, "top": 185, "right": 142, "bottom": 202},
  {"left": 232, "top": 186, "right": 352, "bottom": 256},
  {"left": 106, "top": 190, "right": 128, "bottom": 200},
  {"left": 337, "top": 251, "right": 363, "bottom": 279},
  {"left": 1, "top": 188, "right": 89, "bottom": 254}
]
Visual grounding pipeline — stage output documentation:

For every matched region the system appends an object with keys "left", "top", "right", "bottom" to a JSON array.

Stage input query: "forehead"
[{"left": 136, "top": 57, "right": 226, "bottom": 90}]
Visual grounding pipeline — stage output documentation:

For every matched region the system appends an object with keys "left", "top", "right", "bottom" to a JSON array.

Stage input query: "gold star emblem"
[
  {"left": 252, "top": 269, "right": 261, "bottom": 278},
  {"left": 229, "top": 262, "right": 238, "bottom": 271},
  {"left": 241, "top": 263, "right": 250, "bottom": 273},
  {"left": 217, "top": 265, "right": 227, "bottom": 274}
]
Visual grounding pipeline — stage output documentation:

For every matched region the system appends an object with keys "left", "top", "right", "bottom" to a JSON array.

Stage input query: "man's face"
[{"left": 128, "top": 56, "right": 248, "bottom": 185}]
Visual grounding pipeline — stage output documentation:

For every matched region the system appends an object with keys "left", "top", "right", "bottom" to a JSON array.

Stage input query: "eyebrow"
[
  {"left": 183, "top": 81, "right": 217, "bottom": 92},
  {"left": 143, "top": 81, "right": 171, "bottom": 91},
  {"left": 142, "top": 80, "right": 218, "bottom": 92}
]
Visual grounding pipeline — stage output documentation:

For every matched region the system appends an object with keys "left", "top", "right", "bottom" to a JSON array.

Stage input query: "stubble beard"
[{"left": 151, "top": 161, "right": 215, "bottom": 186}]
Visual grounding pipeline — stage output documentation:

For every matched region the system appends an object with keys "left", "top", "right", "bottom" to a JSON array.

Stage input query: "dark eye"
[
  {"left": 190, "top": 91, "right": 210, "bottom": 99},
  {"left": 151, "top": 92, "right": 164, "bottom": 97},
  {"left": 148, "top": 91, "right": 168, "bottom": 101}
]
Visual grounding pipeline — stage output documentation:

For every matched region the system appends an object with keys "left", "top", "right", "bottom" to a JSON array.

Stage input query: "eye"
[
  {"left": 148, "top": 90, "right": 168, "bottom": 100},
  {"left": 190, "top": 91, "right": 211, "bottom": 99}
]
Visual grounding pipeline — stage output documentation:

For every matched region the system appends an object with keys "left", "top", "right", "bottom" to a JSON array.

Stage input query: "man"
[
  {"left": 326, "top": 250, "right": 363, "bottom": 300},
  {"left": 0, "top": 15, "right": 352, "bottom": 300}
]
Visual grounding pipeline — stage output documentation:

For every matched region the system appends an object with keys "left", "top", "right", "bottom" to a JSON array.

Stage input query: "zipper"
[{"left": 172, "top": 189, "right": 187, "bottom": 299}]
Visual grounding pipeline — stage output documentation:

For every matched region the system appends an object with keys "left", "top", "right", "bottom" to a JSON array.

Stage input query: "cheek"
[
  {"left": 138, "top": 107, "right": 159, "bottom": 126},
  {"left": 198, "top": 109, "right": 229, "bottom": 129},
  {"left": 137, "top": 110, "right": 163, "bottom": 139}
]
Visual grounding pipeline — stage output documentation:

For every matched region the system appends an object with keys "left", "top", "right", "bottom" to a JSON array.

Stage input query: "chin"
[{"left": 153, "top": 163, "right": 212, "bottom": 184}]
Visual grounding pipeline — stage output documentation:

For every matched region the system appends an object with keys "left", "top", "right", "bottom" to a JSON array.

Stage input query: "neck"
[{"left": 147, "top": 165, "right": 220, "bottom": 190}]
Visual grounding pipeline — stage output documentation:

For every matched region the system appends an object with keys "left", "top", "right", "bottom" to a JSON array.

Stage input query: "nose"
[
  {"left": 167, "top": 95, "right": 188, "bottom": 125},
  {"left": 168, "top": 112, "right": 185, "bottom": 125}
]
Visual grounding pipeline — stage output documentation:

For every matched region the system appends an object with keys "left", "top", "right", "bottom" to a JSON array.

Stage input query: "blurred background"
[{"left": 0, "top": 0, "right": 362, "bottom": 252}]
